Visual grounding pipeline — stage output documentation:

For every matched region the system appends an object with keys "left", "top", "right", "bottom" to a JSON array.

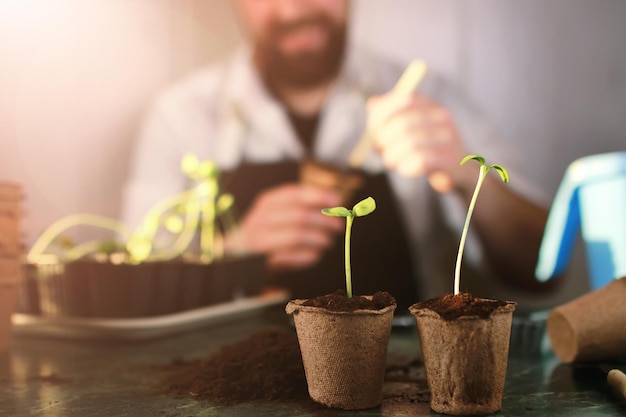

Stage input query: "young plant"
[
  {"left": 322, "top": 196, "right": 376, "bottom": 298},
  {"left": 454, "top": 155, "right": 510, "bottom": 295},
  {"left": 27, "top": 154, "right": 236, "bottom": 265}
]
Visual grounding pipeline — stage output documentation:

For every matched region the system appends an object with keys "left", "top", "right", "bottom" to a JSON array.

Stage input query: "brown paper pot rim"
[
  {"left": 547, "top": 277, "right": 626, "bottom": 363},
  {"left": 409, "top": 298, "right": 516, "bottom": 320},
  {"left": 286, "top": 298, "right": 397, "bottom": 316}
]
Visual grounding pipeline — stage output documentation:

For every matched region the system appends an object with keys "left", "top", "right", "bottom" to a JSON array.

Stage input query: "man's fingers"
[
  {"left": 261, "top": 183, "right": 342, "bottom": 209},
  {"left": 268, "top": 248, "right": 324, "bottom": 271},
  {"left": 250, "top": 225, "right": 337, "bottom": 253}
]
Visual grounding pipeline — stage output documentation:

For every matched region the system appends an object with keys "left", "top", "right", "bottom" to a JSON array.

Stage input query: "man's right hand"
[{"left": 225, "top": 183, "right": 344, "bottom": 271}]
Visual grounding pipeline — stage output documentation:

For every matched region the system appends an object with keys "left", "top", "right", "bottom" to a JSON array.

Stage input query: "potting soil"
[
  {"left": 156, "top": 327, "right": 309, "bottom": 405},
  {"left": 302, "top": 290, "right": 396, "bottom": 312},
  {"left": 416, "top": 292, "right": 509, "bottom": 320}
]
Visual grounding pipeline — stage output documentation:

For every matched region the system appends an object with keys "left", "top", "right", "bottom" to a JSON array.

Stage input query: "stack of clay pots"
[{"left": 0, "top": 181, "right": 24, "bottom": 351}]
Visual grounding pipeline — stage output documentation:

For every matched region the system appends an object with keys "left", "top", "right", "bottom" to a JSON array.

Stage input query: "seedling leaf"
[
  {"left": 353, "top": 196, "right": 376, "bottom": 217},
  {"left": 216, "top": 193, "right": 234, "bottom": 214},
  {"left": 322, "top": 207, "right": 352, "bottom": 217},
  {"left": 491, "top": 164, "right": 510, "bottom": 183},
  {"left": 460, "top": 154, "right": 485, "bottom": 166},
  {"left": 181, "top": 154, "right": 199, "bottom": 175},
  {"left": 164, "top": 215, "right": 184, "bottom": 233}
]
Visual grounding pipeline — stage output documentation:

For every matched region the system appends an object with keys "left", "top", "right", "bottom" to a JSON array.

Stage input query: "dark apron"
[{"left": 220, "top": 161, "right": 419, "bottom": 311}]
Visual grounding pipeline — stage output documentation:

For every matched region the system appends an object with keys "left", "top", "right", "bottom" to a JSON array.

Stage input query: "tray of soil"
[
  {"left": 12, "top": 288, "right": 289, "bottom": 341},
  {"left": 410, "top": 292, "right": 516, "bottom": 415},
  {"left": 16, "top": 254, "right": 267, "bottom": 319}
]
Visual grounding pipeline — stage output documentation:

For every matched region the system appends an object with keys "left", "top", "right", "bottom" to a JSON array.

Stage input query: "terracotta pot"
[
  {"left": 0, "top": 282, "right": 18, "bottom": 351},
  {"left": 547, "top": 276, "right": 626, "bottom": 363},
  {"left": 0, "top": 181, "right": 23, "bottom": 350},
  {"left": 0, "top": 257, "right": 21, "bottom": 352},
  {"left": 286, "top": 298, "right": 396, "bottom": 410},
  {"left": 0, "top": 256, "right": 22, "bottom": 352},
  {"left": 410, "top": 300, "right": 516, "bottom": 416}
]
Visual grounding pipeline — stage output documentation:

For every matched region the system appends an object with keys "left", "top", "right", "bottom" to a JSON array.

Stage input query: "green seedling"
[
  {"left": 322, "top": 196, "right": 376, "bottom": 298},
  {"left": 454, "top": 155, "right": 510, "bottom": 295},
  {"left": 28, "top": 154, "right": 238, "bottom": 265}
]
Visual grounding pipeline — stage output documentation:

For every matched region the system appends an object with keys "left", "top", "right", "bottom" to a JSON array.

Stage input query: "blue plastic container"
[{"left": 535, "top": 152, "right": 626, "bottom": 290}]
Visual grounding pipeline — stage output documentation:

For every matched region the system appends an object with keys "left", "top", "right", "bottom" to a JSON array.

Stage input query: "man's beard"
[{"left": 254, "top": 15, "right": 347, "bottom": 90}]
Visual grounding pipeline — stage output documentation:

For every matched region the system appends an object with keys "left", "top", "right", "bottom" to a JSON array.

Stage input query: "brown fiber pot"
[
  {"left": 286, "top": 299, "right": 396, "bottom": 410},
  {"left": 547, "top": 276, "right": 626, "bottom": 363},
  {"left": 410, "top": 300, "right": 516, "bottom": 416}
]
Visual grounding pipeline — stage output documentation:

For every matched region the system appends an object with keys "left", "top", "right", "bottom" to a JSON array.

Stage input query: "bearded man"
[{"left": 122, "top": 0, "right": 551, "bottom": 310}]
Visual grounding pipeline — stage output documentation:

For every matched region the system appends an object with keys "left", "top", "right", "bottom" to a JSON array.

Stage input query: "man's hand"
[
  {"left": 226, "top": 183, "right": 344, "bottom": 271},
  {"left": 366, "top": 91, "right": 472, "bottom": 193}
]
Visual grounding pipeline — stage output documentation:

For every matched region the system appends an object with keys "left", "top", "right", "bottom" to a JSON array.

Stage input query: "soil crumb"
[
  {"left": 155, "top": 327, "right": 308, "bottom": 405},
  {"left": 302, "top": 290, "right": 396, "bottom": 312},
  {"left": 414, "top": 292, "right": 510, "bottom": 320}
]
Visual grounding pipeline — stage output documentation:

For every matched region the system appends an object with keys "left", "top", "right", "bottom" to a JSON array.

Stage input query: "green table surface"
[{"left": 2, "top": 305, "right": 626, "bottom": 417}]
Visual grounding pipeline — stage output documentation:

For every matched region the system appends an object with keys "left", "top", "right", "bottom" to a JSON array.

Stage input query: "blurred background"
[{"left": 1, "top": 0, "right": 625, "bottom": 307}]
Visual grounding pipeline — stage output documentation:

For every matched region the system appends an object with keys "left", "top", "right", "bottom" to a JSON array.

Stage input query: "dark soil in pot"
[
  {"left": 416, "top": 292, "right": 510, "bottom": 320},
  {"left": 302, "top": 289, "right": 396, "bottom": 312}
]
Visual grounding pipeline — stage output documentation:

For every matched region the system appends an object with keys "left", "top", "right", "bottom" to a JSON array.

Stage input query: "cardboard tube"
[{"left": 547, "top": 277, "right": 626, "bottom": 363}]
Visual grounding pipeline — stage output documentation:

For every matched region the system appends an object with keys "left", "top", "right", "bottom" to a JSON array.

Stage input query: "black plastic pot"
[{"left": 19, "top": 254, "right": 268, "bottom": 318}]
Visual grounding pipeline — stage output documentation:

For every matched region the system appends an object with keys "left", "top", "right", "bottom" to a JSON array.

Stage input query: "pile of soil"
[
  {"left": 415, "top": 292, "right": 509, "bottom": 321},
  {"left": 153, "top": 292, "right": 428, "bottom": 408},
  {"left": 302, "top": 290, "right": 396, "bottom": 312},
  {"left": 154, "top": 324, "right": 429, "bottom": 408},
  {"left": 155, "top": 327, "right": 309, "bottom": 405}
]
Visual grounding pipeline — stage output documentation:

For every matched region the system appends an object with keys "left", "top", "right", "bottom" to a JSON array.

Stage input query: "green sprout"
[
  {"left": 454, "top": 155, "right": 510, "bottom": 295},
  {"left": 27, "top": 154, "right": 237, "bottom": 265},
  {"left": 322, "top": 196, "right": 376, "bottom": 298}
]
